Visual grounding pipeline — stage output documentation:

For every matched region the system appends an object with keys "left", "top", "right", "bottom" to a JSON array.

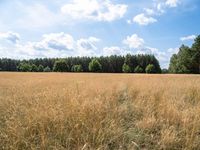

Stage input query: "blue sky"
[{"left": 0, "top": 0, "right": 199, "bottom": 68}]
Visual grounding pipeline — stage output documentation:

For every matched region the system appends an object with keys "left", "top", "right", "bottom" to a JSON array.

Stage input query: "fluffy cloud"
[
  {"left": 103, "top": 46, "right": 129, "bottom": 56},
  {"left": 123, "top": 34, "right": 144, "bottom": 48},
  {"left": 22, "top": 34, "right": 100, "bottom": 58},
  {"left": 165, "top": 0, "right": 180, "bottom": 8},
  {"left": 0, "top": 31, "right": 101, "bottom": 59},
  {"left": 180, "top": 35, "right": 196, "bottom": 41},
  {"left": 32, "top": 33, "right": 74, "bottom": 51},
  {"left": 61, "top": 0, "right": 127, "bottom": 22},
  {"left": 133, "top": 13, "right": 157, "bottom": 25},
  {"left": 77, "top": 37, "right": 100, "bottom": 56},
  {"left": 131, "top": 0, "right": 181, "bottom": 25},
  {"left": 0, "top": 31, "right": 20, "bottom": 44},
  {"left": 144, "top": 8, "right": 155, "bottom": 15}
]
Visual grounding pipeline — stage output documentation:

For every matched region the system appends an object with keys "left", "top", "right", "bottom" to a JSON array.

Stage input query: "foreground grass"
[{"left": 0, "top": 73, "right": 200, "bottom": 150}]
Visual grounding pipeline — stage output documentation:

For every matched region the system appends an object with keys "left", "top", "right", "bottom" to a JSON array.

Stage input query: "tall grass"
[{"left": 0, "top": 73, "right": 200, "bottom": 149}]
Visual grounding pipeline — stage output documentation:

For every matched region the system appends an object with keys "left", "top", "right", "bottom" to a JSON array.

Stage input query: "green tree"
[
  {"left": 124, "top": 54, "right": 138, "bottom": 72},
  {"left": 169, "top": 36, "right": 200, "bottom": 74},
  {"left": 122, "top": 63, "right": 131, "bottom": 73},
  {"left": 44, "top": 66, "right": 51, "bottom": 72},
  {"left": 169, "top": 45, "right": 192, "bottom": 73},
  {"left": 38, "top": 65, "right": 44, "bottom": 72},
  {"left": 53, "top": 60, "right": 69, "bottom": 72},
  {"left": 31, "top": 64, "right": 38, "bottom": 72},
  {"left": 89, "top": 59, "right": 102, "bottom": 72},
  {"left": 18, "top": 63, "right": 32, "bottom": 72},
  {"left": 145, "top": 64, "right": 156, "bottom": 73},
  {"left": 134, "top": 65, "right": 143, "bottom": 73},
  {"left": 71, "top": 65, "right": 83, "bottom": 72},
  {"left": 191, "top": 35, "right": 200, "bottom": 73}
]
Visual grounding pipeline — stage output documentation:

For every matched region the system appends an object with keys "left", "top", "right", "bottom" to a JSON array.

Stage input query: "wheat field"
[{"left": 0, "top": 73, "right": 200, "bottom": 150}]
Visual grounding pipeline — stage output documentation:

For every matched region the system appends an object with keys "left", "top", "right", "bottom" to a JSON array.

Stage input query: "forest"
[{"left": 0, "top": 54, "right": 161, "bottom": 73}]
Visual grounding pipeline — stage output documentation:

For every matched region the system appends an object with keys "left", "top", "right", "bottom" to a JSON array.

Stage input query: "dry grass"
[{"left": 0, "top": 73, "right": 200, "bottom": 150}]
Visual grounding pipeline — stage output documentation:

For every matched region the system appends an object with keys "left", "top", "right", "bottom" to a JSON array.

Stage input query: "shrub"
[
  {"left": 89, "top": 59, "right": 102, "bottom": 72},
  {"left": 38, "top": 65, "right": 44, "bottom": 72},
  {"left": 145, "top": 64, "right": 156, "bottom": 74},
  {"left": 134, "top": 65, "right": 143, "bottom": 73},
  {"left": 53, "top": 60, "right": 69, "bottom": 72},
  {"left": 31, "top": 64, "right": 38, "bottom": 72},
  {"left": 122, "top": 64, "right": 132, "bottom": 73},
  {"left": 44, "top": 66, "right": 51, "bottom": 72},
  {"left": 71, "top": 65, "right": 83, "bottom": 72},
  {"left": 17, "top": 63, "right": 32, "bottom": 72}
]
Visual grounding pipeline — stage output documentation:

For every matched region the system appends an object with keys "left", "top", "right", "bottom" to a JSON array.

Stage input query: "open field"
[{"left": 0, "top": 73, "right": 200, "bottom": 150}]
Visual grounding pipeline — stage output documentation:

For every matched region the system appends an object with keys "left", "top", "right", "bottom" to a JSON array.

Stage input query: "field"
[{"left": 0, "top": 73, "right": 200, "bottom": 150}]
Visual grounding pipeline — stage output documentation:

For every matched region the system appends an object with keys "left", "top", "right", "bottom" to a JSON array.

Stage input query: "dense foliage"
[
  {"left": 89, "top": 59, "right": 102, "bottom": 72},
  {"left": 0, "top": 54, "right": 161, "bottom": 73},
  {"left": 53, "top": 60, "right": 69, "bottom": 72},
  {"left": 145, "top": 64, "right": 156, "bottom": 73},
  {"left": 71, "top": 65, "right": 83, "bottom": 72},
  {"left": 169, "top": 35, "right": 200, "bottom": 74}
]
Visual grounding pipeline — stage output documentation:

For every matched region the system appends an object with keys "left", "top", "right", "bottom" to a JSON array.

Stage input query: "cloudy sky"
[{"left": 0, "top": 0, "right": 199, "bottom": 68}]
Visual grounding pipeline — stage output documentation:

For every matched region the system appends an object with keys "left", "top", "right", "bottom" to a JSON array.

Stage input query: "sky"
[{"left": 0, "top": 0, "right": 199, "bottom": 68}]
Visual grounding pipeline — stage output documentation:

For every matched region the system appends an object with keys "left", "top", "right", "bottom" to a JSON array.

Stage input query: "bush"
[
  {"left": 122, "top": 64, "right": 131, "bottom": 73},
  {"left": 38, "top": 65, "right": 44, "bottom": 72},
  {"left": 44, "top": 66, "right": 51, "bottom": 72},
  {"left": 71, "top": 65, "right": 83, "bottom": 72},
  {"left": 134, "top": 65, "right": 143, "bottom": 73},
  {"left": 31, "top": 64, "right": 38, "bottom": 72},
  {"left": 145, "top": 64, "right": 156, "bottom": 74},
  {"left": 17, "top": 63, "right": 32, "bottom": 72},
  {"left": 89, "top": 59, "right": 102, "bottom": 72},
  {"left": 53, "top": 60, "right": 69, "bottom": 72}
]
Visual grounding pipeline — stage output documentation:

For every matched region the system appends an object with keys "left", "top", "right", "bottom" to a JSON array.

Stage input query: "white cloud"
[
  {"left": 167, "top": 47, "right": 179, "bottom": 53},
  {"left": 130, "top": 0, "right": 180, "bottom": 26},
  {"left": 0, "top": 31, "right": 20, "bottom": 44},
  {"left": 34, "top": 32, "right": 74, "bottom": 51},
  {"left": 165, "top": 0, "right": 180, "bottom": 8},
  {"left": 14, "top": 32, "right": 76, "bottom": 58},
  {"left": 133, "top": 13, "right": 157, "bottom": 25},
  {"left": 180, "top": 35, "right": 196, "bottom": 41},
  {"left": 155, "top": 3, "right": 165, "bottom": 14},
  {"left": 61, "top": 0, "right": 127, "bottom": 22},
  {"left": 0, "top": 31, "right": 101, "bottom": 59},
  {"left": 77, "top": 37, "right": 100, "bottom": 56},
  {"left": 144, "top": 8, "right": 155, "bottom": 15},
  {"left": 123, "top": 34, "right": 145, "bottom": 48},
  {"left": 103, "top": 46, "right": 127, "bottom": 56}
]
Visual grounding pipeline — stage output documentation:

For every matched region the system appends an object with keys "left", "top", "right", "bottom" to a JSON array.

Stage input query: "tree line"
[
  {"left": 169, "top": 35, "right": 200, "bottom": 74},
  {"left": 0, "top": 54, "right": 161, "bottom": 73},
  {"left": 1, "top": 34, "right": 199, "bottom": 74}
]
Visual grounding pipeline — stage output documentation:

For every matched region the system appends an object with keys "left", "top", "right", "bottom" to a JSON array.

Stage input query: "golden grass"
[{"left": 0, "top": 73, "right": 200, "bottom": 149}]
